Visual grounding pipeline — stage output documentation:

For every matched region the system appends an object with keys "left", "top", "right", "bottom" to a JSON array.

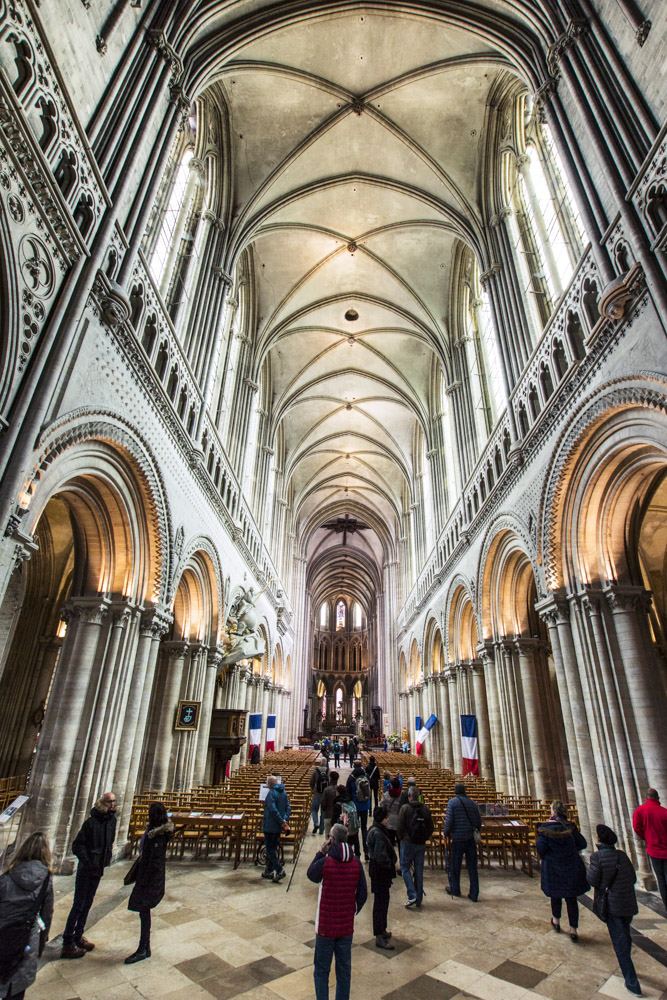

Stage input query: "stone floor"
[{"left": 33, "top": 847, "right": 667, "bottom": 1000}]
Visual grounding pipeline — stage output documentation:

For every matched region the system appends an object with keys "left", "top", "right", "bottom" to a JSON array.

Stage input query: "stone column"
[
  {"left": 446, "top": 670, "right": 460, "bottom": 771},
  {"left": 514, "top": 638, "right": 552, "bottom": 801},
  {"left": 27, "top": 598, "right": 109, "bottom": 862},
  {"left": 193, "top": 649, "right": 222, "bottom": 785},
  {"left": 471, "top": 659, "right": 493, "bottom": 780},
  {"left": 499, "top": 640, "right": 529, "bottom": 796},
  {"left": 479, "top": 643, "right": 506, "bottom": 791},
  {"left": 150, "top": 641, "right": 188, "bottom": 791}
]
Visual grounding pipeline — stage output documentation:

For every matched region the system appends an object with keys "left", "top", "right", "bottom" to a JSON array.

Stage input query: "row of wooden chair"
[{"left": 0, "top": 775, "right": 27, "bottom": 812}]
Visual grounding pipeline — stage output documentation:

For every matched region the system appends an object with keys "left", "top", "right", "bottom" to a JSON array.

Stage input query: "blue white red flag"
[
  {"left": 249, "top": 713, "right": 262, "bottom": 755},
  {"left": 416, "top": 714, "right": 437, "bottom": 756},
  {"left": 414, "top": 715, "right": 422, "bottom": 755},
  {"left": 265, "top": 714, "right": 276, "bottom": 753},
  {"left": 460, "top": 714, "right": 479, "bottom": 775}
]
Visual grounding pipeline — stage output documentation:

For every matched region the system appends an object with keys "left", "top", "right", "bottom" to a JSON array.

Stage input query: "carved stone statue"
[{"left": 221, "top": 585, "right": 266, "bottom": 666}]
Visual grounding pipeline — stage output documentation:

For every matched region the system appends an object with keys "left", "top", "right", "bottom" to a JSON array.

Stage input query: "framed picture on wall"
[{"left": 175, "top": 700, "right": 201, "bottom": 731}]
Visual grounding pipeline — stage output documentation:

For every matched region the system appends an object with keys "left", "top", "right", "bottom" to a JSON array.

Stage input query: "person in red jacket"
[
  {"left": 632, "top": 788, "right": 667, "bottom": 911},
  {"left": 307, "top": 823, "right": 368, "bottom": 1000}
]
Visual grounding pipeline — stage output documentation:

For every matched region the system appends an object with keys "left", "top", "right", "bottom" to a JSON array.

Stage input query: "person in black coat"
[
  {"left": 61, "top": 792, "right": 117, "bottom": 958},
  {"left": 125, "top": 802, "right": 174, "bottom": 965},
  {"left": 536, "top": 800, "right": 589, "bottom": 941},
  {"left": 366, "top": 805, "right": 397, "bottom": 950},
  {"left": 587, "top": 824, "right": 641, "bottom": 997},
  {"left": 365, "top": 755, "right": 380, "bottom": 810}
]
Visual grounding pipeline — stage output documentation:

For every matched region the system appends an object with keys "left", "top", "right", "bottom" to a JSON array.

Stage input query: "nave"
[{"left": 32, "top": 856, "right": 667, "bottom": 1000}]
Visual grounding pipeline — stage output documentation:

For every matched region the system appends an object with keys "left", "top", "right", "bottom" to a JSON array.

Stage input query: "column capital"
[
  {"left": 161, "top": 640, "right": 189, "bottom": 657},
  {"left": 603, "top": 583, "right": 652, "bottom": 614},
  {"left": 513, "top": 636, "right": 542, "bottom": 654},
  {"left": 140, "top": 607, "right": 172, "bottom": 638},
  {"left": 63, "top": 597, "right": 110, "bottom": 625},
  {"left": 207, "top": 648, "right": 224, "bottom": 669},
  {"left": 535, "top": 592, "right": 570, "bottom": 626}
]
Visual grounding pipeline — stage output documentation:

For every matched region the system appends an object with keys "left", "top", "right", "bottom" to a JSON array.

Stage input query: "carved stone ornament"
[
  {"left": 599, "top": 263, "right": 644, "bottom": 321},
  {"left": 94, "top": 273, "right": 131, "bottom": 328}
]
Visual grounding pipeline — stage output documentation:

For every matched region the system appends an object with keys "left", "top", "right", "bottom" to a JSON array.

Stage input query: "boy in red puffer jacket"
[{"left": 307, "top": 823, "right": 367, "bottom": 1000}]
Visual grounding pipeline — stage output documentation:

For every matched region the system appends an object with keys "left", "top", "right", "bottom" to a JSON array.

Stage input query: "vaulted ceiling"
[{"left": 204, "top": 6, "right": 521, "bottom": 608}]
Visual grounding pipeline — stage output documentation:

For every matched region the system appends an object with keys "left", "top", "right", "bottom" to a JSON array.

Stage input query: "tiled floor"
[{"left": 33, "top": 852, "right": 667, "bottom": 1000}]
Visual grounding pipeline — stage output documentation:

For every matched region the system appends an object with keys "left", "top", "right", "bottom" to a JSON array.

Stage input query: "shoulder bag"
[{"left": 458, "top": 796, "right": 482, "bottom": 844}]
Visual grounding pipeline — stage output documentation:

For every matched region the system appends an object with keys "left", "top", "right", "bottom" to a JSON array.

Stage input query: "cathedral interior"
[{"left": 0, "top": 0, "right": 667, "bottom": 939}]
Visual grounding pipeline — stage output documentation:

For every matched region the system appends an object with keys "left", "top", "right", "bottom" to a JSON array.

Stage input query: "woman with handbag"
[
  {"left": 536, "top": 800, "right": 589, "bottom": 941},
  {"left": 0, "top": 832, "right": 54, "bottom": 999},
  {"left": 587, "top": 825, "right": 641, "bottom": 997},
  {"left": 124, "top": 802, "right": 173, "bottom": 965}
]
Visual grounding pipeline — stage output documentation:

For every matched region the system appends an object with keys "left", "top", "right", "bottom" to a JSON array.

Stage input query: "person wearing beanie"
[
  {"left": 632, "top": 788, "right": 667, "bottom": 911},
  {"left": 382, "top": 777, "right": 403, "bottom": 843},
  {"left": 307, "top": 823, "right": 367, "bottom": 1000},
  {"left": 366, "top": 804, "right": 398, "bottom": 949},
  {"left": 587, "top": 824, "right": 642, "bottom": 997},
  {"left": 536, "top": 801, "right": 589, "bottom": 940}
]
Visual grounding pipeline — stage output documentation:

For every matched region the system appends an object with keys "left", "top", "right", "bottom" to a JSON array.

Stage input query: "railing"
[{"left": 398, "top": 244, "right": 608, "bottom": 629}]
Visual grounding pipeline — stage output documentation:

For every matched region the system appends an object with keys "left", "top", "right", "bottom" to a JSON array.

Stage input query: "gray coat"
[
  {"left": 587, "top": 845, "right": 638, "bottom": 918},
  {"left": 0, "top": 860, "right": 54, "bottom": 998}
]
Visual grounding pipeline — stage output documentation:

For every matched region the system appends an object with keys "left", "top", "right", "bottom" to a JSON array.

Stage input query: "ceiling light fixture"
[{"left": 345, "top": 308, "right": 359, "bottom": 322}]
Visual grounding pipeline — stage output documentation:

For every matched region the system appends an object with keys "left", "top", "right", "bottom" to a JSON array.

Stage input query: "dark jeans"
[
  {"left": 63, "top": 867, "right": 102, "bottom": 945},
  {"left": 372, "top": 881, "right": 391, "bottom": 936},
  {"left": 314, "top": 933, "right": 353, "bottom": 1000},
  {"left": 6, "top": 988, "right": 25, "bottom": 999},
  {"left": 349, "top": 831, "right": 360, "bottom": 857},
  {"left": 311, "top": 794, "right": 323, "bottom": 834},
  {"left": 371, "top": 785, "right": 379, "bottom": 811},
  {"left": 264, "top": 831, "right": 282, "bottom": 874},
  {"left": 650, "top": 855, "right": 667, "bottom": 909},
  {"left": 550, "top": 897, "right": 579, "bottom": 928},
  {"left": 401, "top": 842, "right": 425, "bottom": 904},
  {"left": 139, "top": 908, "right": 151, "bottom": 949},
  {"left": 607, "top": 915, "right": 640, "bottom": 990},
  {"left": 359, "top": 811, "right": 368, "bottom": 853},
  {"left": 449, "top": 838, "right": 479, "bottom": 901}
]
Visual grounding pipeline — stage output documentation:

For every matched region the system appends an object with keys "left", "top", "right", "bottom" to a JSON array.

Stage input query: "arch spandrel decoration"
[
  {"left": 539, "top": 375, "right": 667, "bottom": 592},
  {"left": 22, "top": 413, "right": 171, "bottom": 605}
]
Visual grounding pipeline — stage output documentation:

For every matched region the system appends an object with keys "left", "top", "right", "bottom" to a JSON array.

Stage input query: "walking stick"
[{"left": 285, "top": 821, "right": 308, "bottom": 893}]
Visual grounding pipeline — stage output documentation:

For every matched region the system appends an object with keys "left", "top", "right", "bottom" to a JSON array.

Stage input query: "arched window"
[
  {"left": 320, "top": 602, "right": 329, "bottom": 628},
  {"left": 336, "top": 600, "right": 346, "bottom": 631},
  {"left": 353, "top": 602, "right": 362, "bottom": 629},
  {"left": 149, "top": 147, "right": 194, "bottom": 287}
]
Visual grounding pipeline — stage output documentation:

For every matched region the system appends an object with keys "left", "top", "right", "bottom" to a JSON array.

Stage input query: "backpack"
[
  {"left": 355, "top": 775, "right": 370, "bottom": 802},
  {"left": 315, "top": 768, "right": 327, "bottom": 794},
  {"left": 407, "top": 804, "right": 429, "bottom": 845},
  {"left": 341, "top": 801, "right": 360, "bottom": 835},
  {"left": 0, "top": 873, "right": 49, "bottom": 982}
]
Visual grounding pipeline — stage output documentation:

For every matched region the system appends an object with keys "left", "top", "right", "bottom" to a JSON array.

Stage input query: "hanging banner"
[
  {"left": 415, "top": 714, "right": 438, "bottom": 756},
  {"left": 414, "top": 715, "right": 422, "bottom": 755},
  {"left": 248, "top": 713, "right": 262, "bottom": 755},
  {"left": 265, "top": 714, "right": 276, "bottom": 753},
  {"left": 461, "top": 714, "right": 479, "bottom": 775}
]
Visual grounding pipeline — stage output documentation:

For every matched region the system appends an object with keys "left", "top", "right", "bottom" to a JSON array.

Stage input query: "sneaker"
[
  {"left": 261, "top": 870, "right": 273, "bottom": 879},
  {"left": 77, "top": 937, "right": 95, "bottom": 952},
  {"left": 61, "top": 943, "right": 86, "bottom": 960},
  {"left": 405, "top": 897, "right": 417, "bottom": 908},
  {"left": 273, "top": 869, "right": 286, "bottom": 882},
  {"left": 626, "top": 986, "right": 643, "bottom": 998}
]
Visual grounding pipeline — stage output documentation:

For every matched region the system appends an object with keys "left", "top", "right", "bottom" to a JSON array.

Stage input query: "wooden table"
[
  {"left": 169, "top": 812, "right": 245, "bottom": 869},
  {"left": 481, "top": 817, "right": 533, "bottom": 876}
]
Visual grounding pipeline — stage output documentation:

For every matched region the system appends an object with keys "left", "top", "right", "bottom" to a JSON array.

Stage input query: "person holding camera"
[
  {"left": 262, "top": 775, "right": 291, "bottom": 882},
  {"left": 307, "top": 824, "right": 367, "bottom": 1000}
]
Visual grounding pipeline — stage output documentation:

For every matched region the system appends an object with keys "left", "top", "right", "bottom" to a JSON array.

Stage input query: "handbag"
[
  {"left": 593, "top": 854, "right": 619, "bottom": 923},
  {"left": 123, "top": 856, "right": 141, "bottom": 886}
]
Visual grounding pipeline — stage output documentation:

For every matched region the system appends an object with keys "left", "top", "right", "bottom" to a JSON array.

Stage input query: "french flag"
[
  {"left": 414, "top": 715, "right": 422, "bottom": 755},
  {"left": 265, "top": 714, "right": 276, "bottom": 753},
  {"left": 461, "top": 714, "right": 479, "bottom": 775},
  {"left": 249, "top": 713, "right": 262, "bottom": 756},
  {"left": 416, "top": 714, "right": 437, "bottom": 756}
]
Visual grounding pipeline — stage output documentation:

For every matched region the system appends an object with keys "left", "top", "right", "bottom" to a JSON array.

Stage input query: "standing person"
[
  {"left": 125, "top": 803, "right": 174, "bottom": 965},
  {"left": 399, "top": 776, "right": 417, "bottom": 807},
  {"left": 367, "top": 805, "right": 397, "bottom": 950},
  {"left": 262, "top": 775, "right": 291, "bottom": 882},
  {"left": 321, "top": 772, "right": 340, "bottom": 838},
  {"left": 332, "top": 785, "right": 361, "bottom": 858},
  {"left": 632, "top": 788, "right": 667, "bottom": 911},
  {"left": 0, "top": 832, "right": 54, "bottom": 1000},
  {"left": 61, "top": 791, "right": 117, "bottom": 958},
  {"left": 310, "top": 759, "right": 328, "bottom": 836},
  {"left": 383, "top": 735, "right": 388, "bottom": 752},
  {"left": 333, "top": 740, "right": 341, "bottom": 769},
  {"left": 347, "top": 761, "right": 371, "bottom": 860},
  {"left": 587, "top": 825, "right": 642, "bottom": 997},
  {"left": 536, "top": 800, "right": 589, "bottom": 940},
  {"left": 444, "top": 782, "right": 482, "bottom": 902},
  {"left": 342, "top": 738, "right": 348, "bottom": 763},
  {"left": 366, "top": 755, "right": 380, "bottom": 810},
  {"left": 307, "top": 824, "right": 367, "bottom": 1000},
  {"left": 398, "top": 785, "right": 433, "bottom": 909},
  {"left": 382, "top": 777, "right": 403, "bottom": 844},
  {"left": 348, "top": 739, "right": 355, "bottom": 768}
]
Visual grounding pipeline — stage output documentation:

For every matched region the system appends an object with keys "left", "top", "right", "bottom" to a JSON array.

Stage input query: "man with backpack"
[
  {"left": 332, "top": 739, "right": 341, "bottom": 768},
  {"left": 347, "top": 761, "right": 371, "bottom": 860},
  {"left": 397, "top": 785, "right": 433, "bottom": 907},
  {"left": 310, "top": 758, "right": 328, "bottom": 835},
  {"left": 333, "top": 785, "right": 361, "bottom": 858}
]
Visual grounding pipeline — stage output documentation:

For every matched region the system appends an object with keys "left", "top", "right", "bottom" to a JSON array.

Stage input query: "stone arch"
[
  {"left": 171, "top": 551, "right": 220, "bottom": 647},
  {"left": 480, "top": 528, "right": 539, "bottom": 640},
  {"left": 0, "top": 204, "right": 20, "bottom": 417},
  {"left": 408, "top": 636, "right": 421, "bottom": 686},
  {"left": 171, "top": 535, "right": 224, "bottom": 645},
  {"left": 539, "top": 375, "right": 667, "bottom": 591},
  {"left": 477, "top": 515, "right": 536, "bottom": 638},
  {"left": 422, "top": 614, "right": 443, "bottom": 675},
  {"left": 24, "top": 413, "right": 171, "bottom": 604},
  {"left": 447, "top": 586, "right": 478, "bottom": 662}
]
